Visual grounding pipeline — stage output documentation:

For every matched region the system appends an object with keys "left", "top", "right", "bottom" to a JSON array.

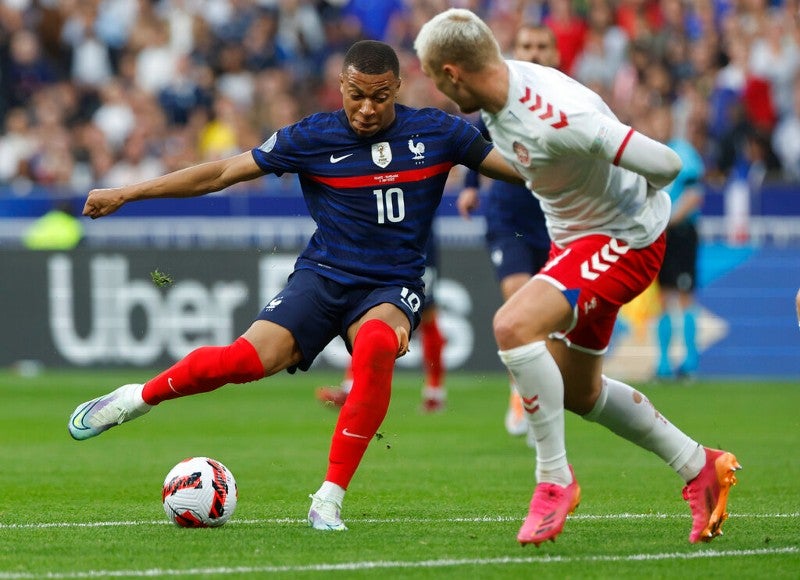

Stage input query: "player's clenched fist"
[{"left": 83, "top": 188, "right": 126, "bottom": 219}]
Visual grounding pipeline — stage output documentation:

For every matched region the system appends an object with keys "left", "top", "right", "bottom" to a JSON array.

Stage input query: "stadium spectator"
[
  {"left": 579, "top": 1, "right": 630, "bottom": 94},
  {"left": 241, "top": 9, "right": 288, "bottom": 71},
  {"left": 133, "top": 18, "right": 178, "bottom": 96},
  {"left": 543, "top": 0, "right": 586, "bottom": 76},
  {"left": 59, "top": 2, "right": 114, "bottom": 90},
  {"left": 748, "top": 8, "right": 800, "bottom": 119},
  {"left": 4, "top": 28, "right": 59, "bottom": 111},
  {"left": 102, "top": 127, "right": 165, "bottom": 190},
  {"left": 415, "top": 8, "right": 741, "bottom": 547},
  {"left": 645, "top": 104, "right": 705, "bottom": 381},
  {"left": 157, "top": 54, "right": 214, "bottom": 127},
  {"left": 91, "top": 80, "right": 136, "bottom": 153},
  {"left": 67, "top": 40, "right": 522, "bottom": 533},
  {"left": 771, "top": 74, "right": 800, "bottom": 181},
  {"left": 457, "top": 22, "right": 556, "bottom": 445},
  {"left": 0, "top": 107, "right": 37, "bottom": 186}
]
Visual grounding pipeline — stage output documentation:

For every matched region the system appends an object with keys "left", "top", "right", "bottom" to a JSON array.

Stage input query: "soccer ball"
[{"left": 162, "top": 457, "right": 238, "bottom": 528}]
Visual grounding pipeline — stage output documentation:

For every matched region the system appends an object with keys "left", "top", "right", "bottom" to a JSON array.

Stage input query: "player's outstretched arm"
[
  {"left": 477, "top": 149, "right": 525, "bottom": 185},
  {"left": 616, "top": 131, "right": 682, "bottom": 190},
  {"left": 82, "top": 152, "right": 264, "bottom": 219}
]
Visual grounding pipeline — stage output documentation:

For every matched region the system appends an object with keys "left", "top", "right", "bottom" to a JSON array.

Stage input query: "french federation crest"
[
  {"left": 408, "top": 139, "right": 425, "bottom": 160},
  {"left": 372, "top": 142, "right": 392, "bottom": 168}
]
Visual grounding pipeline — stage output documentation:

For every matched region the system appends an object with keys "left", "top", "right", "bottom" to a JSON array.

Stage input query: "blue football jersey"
[{"left": 251, "top": 104, "right": 492, "bottom": 287}]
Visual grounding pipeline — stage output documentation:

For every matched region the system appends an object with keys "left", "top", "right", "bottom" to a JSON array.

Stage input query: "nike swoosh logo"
[
  {"left": 70, "top": 400, "right": 98, "bottom": 431},
  {"left": 342, "top": 428, "right": 369, "bottom": 439},
  {"left": 70, "top": 403, "right": 92, "bottom": 430},
  {"left": 330, "top": 153, "right": 354, "bottom": 163}
]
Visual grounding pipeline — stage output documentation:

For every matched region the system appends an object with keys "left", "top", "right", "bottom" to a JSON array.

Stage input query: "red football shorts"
[{"left": 533, "top": 233, "right": 666, "bottom": 353}]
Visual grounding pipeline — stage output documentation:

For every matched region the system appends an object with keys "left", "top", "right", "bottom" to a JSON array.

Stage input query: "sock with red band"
[
  {"left": 141, "top": 337, "right": 265, "bottom": 405},
  {"left": 420, "top": 316, "right": 445, "bottom": 389},
  {"left": 325, "top": 319, "right": 398, "bottom": 489}
]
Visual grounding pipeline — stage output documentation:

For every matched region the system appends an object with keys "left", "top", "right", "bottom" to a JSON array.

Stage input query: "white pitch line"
[
  {"left": 0, "top": 547, "right": 797, "bottom": 579},
  {"left": 0, "top": 512, "right": 797, "bottom": 530}
]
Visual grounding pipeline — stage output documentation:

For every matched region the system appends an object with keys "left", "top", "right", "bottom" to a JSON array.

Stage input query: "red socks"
[
  {"left": 420, "top": 316, "right": 445, "bottom": 388},
  {"left": 142, "top": 337, "right": 265, "bottom": 405},
  {"left": 325, "top": 319, "right": 398, "bottom": 488}
]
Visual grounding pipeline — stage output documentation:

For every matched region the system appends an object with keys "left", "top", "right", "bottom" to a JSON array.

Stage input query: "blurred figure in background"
[
  {"left": 795, "top": 287, "right": 800, "bottom": 329},
  {"left": 23, "top": 199, "right": 83, "bottom": 250},
  {"left": 647, "top": 104, "right": 705, "bottom": 381},
  {"left": 456, "top": 23, "right": 556, "bottom": 443}
]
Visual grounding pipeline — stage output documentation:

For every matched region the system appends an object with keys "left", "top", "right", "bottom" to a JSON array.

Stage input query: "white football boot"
[
  {"left": 307, "top": 493, "right": 348, "bottom": 531},
  {"left": 68, "top": 383, "right": 151, "bottom": 440}
]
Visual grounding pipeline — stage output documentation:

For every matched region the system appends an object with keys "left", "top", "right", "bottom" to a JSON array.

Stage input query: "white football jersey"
[{"left": 481, "top": 60, "right": 671, "bottom": 248}]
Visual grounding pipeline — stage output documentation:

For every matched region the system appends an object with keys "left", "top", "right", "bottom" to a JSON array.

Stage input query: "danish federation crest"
[
  {"left": 513, "top": 141, "right": 530, "bottom": 165},
  {"left": 372, "top": 142, "right": 392, "bottom": 168}
]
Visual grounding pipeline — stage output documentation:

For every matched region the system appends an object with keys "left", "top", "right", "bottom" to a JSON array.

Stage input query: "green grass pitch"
[{"left": 1, "top": 369, "right": 798, "bottom": 578}]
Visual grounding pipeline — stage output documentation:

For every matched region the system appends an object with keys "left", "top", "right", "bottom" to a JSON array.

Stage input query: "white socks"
[
  {"left": 498, "top": 341, "right": 571, "bottom": 487},
  {"left": 316, "top": 481, "right": 345, "bottom": 506},
  {"left": 583, "top": 376, "right": 705, "bottom": 482},
  {"left": 498, "top": 341, "right": 707, "bottom": 485}
]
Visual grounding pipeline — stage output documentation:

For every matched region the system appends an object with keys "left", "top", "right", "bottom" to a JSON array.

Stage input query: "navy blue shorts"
[
  {"left": 658, "top": 221, "right": 698, "bottom": 292},
  {"left": 255, "top": 268, "right": 424, "bottom": 373},
  {"left": 486, "top": 234, "right": 550, "bottom": 281}
]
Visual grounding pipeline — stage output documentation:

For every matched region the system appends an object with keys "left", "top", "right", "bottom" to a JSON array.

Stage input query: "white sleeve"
[
  {"left": 613, "top": 129, "right": 683, "bottom": 190},
  {"left": 546, "top": 110, "right": 682, "bottom": 189}
]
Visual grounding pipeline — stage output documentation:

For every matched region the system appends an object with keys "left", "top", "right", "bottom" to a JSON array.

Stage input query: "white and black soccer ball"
[{"left": 162, "top": 457, "right": 237, "bottom": 528}]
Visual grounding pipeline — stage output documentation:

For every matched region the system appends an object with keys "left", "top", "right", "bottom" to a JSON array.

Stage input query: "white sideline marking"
[
  {"left": 0, "top": 512, "right": 797, "bottom": 530},
  {"left": 0, "top": 548, "right": 796, "bottom": 578}
]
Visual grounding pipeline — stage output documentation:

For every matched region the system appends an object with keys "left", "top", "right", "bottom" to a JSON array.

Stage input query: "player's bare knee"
[
  {"left": 564, "top": 390, "right": 598, "bottom": 415},
  {"left": 493, "top": 309, "right": 528, "bottom": 349}
]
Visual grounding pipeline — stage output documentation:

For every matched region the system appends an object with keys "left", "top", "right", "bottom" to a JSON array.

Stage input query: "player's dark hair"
[{"left": 343, "top": 40, "right": 400, "bottom": 77}]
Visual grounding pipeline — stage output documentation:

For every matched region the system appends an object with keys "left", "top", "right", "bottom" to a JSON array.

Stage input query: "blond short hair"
[{"left": 414, "top": 8, "right": 502, "bottom": 73}]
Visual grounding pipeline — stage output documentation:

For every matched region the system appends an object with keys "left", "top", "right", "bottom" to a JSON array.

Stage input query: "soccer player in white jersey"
[{"left": 415, "top": 9, "right": 741, "bottom": 547}]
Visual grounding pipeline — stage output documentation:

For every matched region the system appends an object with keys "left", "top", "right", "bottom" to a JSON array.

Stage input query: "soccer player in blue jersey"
[
  {"left": 67, "top": 40, "right": 521, "bottom": 531},
  {"left": 457, "top": 23, "right": 557, "bottom": 443}
]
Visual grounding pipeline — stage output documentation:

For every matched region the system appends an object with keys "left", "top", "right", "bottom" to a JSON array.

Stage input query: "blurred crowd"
[{"left": 2, "top": 0, "right": 800, "bottom": 197}]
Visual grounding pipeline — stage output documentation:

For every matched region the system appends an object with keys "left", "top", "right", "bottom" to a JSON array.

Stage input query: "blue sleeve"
[
  {"left": 464, "top": 115, "right": 492, "bottom": 188},
  {"left": 251, "top": 119, "right": 319, "bottom": 175}
]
